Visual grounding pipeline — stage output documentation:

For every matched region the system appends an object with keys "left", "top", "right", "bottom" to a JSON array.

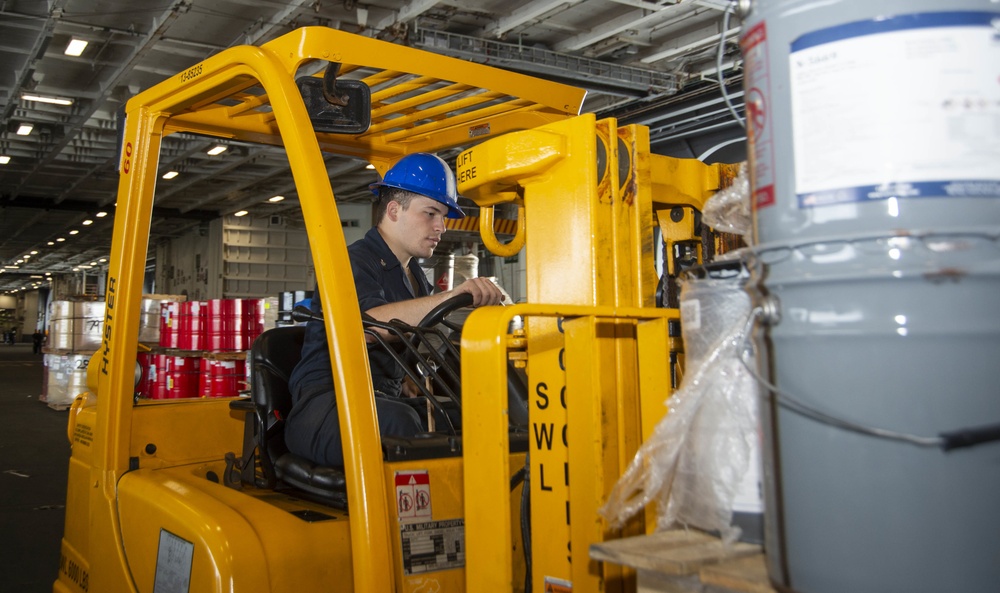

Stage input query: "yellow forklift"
[{"left": 57, "top": 27, "right": 735, "bottom": 593}]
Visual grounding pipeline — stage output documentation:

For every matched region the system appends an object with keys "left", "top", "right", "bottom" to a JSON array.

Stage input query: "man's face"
[{"left": 396, "top": 195, "right": 448, "bottom": 259}]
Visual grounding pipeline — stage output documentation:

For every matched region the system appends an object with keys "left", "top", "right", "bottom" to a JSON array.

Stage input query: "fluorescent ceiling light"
[
  {"left": 21, "top": 93, "right": 73, "bottom": 106},
  {"left": 365, "top": 164, "right": 375, "bottom": 169},
  {"left": 234, "top": 210, "right": 248, "bottom": 217},
  {"left": 30, "top": 275, "right": 43, "bottom": 279},
  {"left": 30, "top": 251, "right": 37, "bottom": 255},
  {"left": 4, "top": 265, "right": 19, "bottom": 269},
  {"left": 82, "top": 219, "right": 93, "bottom": 225},
  {"left": 56, "top": 237, "right": 66, "bottom": 242},
  {"left": 0, "top": 156, "right": 10, "bottom": 165},
  {"left": 96, "top": 211, "right": 108, "bottom": 217},
  {"left": 69, "top": 230, "right": 79, "bottom": 235},
  {"left": 162, "top": 171, "right": 179, "bottom": 180},
  {"left": 47, "top": 242, "right": 55, "bottom": 246},
  {"left": 268, "top": 195, "right": 284, "bottom": 203},
  {"left": 65, "top": 38, "right": 89, "bottom": 56},
  {"left": 99, "top": 258, "right": 107, "bottom": 263},
  {"left": 16, "top": 124, "right": 33, "bottom": 135},
  {"left": 207, "top": 145, "right": 227, "bottom": 156}
]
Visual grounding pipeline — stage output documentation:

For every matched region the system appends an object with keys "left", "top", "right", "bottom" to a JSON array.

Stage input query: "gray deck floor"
[{"left": 0, "top": 343, "right": 69, "bottom": 592}]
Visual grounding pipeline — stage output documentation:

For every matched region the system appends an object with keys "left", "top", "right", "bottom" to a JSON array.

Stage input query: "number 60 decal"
[{"left": 122, "top": 141, "right": 133, "bottom": 174}]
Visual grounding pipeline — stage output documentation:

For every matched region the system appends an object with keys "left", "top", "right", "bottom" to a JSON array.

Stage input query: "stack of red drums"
[
  {"left": 136, "top": 354, "right": 198, "bottom": 399},
  {"left": 158, "top": 299, "right": 266, "bottom": 353},
  {"left": 200, "top": 359, "right": 248, "bottom": 398},
  {"left": 137, "top": 353, "right": 247, "bottom": 400},
  {"left": 141, "top": 297, "right": 265, "bottom": 400}
]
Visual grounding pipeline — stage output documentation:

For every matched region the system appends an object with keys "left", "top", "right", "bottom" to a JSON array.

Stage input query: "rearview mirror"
[{"left": 296, "top": 63, "right": 371, "bottom": 135}]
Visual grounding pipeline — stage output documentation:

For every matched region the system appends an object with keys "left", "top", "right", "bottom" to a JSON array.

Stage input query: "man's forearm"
[
  {"left": 364, "top": 277, "right": 504, "bottom": 332},
  {"left": 365, "top": 291, "right": 454, "bottom": 327}
]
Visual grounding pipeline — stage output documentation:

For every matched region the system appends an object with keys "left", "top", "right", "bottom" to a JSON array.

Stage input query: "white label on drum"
[{"left": 790, "top": 12, "right": 1000, "bottom": 208}]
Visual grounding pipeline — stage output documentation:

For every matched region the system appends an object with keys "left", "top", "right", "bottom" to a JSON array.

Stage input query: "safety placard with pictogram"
[{"left": 395, "top": 470, "right": 432, "bottom": 522}]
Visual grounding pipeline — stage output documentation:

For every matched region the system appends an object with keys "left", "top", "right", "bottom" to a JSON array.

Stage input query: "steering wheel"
[
  {"left": 402, "top": 292, "right": 472, "bottom": 371},
  {"left": 417, "top": 292, "right": 474, "bottom": 328},
  {"left": 412, "top": 291, "right": 529, "bottom": 429}
]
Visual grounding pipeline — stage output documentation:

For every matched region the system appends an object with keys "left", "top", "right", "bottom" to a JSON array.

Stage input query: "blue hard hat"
[{"left": 369, "top": 153, "right": 465, "bottom": 219}]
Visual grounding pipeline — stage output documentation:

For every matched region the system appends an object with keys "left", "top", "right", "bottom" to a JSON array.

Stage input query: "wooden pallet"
[
  {"left": 159, "top": 348, "right": 248, "bottom": 361},
  {"left": 590, "top": 530, "right": 775, "bottom": 593}
]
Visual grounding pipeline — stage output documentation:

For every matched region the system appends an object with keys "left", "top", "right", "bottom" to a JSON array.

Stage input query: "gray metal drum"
[
  {"left": 742, "top": 0, "right": 1000, "bottom": 245},
  {"left": 755, "top": 236, "right": 1000, "bottom": 592},
  {"left": 741, "top": 0, "right": 1000, "bottom": 591}
]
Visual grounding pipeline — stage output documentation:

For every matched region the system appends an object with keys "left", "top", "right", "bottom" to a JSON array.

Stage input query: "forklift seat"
[{"left": 232, "top": 325, "right": 348, "bottom": 508}]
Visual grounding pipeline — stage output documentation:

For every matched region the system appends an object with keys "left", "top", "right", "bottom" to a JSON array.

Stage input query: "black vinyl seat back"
[
  {"left": 238, "top": 325, "right": 347, "bottom": 507},
  {"left": 249, "top": 325, "right": 305, "bottom": 482}
]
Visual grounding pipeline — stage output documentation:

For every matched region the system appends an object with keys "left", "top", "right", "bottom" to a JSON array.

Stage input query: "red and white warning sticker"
[
  {"left": 740, "top": 20, "right": 776, "bottom": 209},
  {"left": 395, "top": 470, "right": 432, "bottom": 522}
]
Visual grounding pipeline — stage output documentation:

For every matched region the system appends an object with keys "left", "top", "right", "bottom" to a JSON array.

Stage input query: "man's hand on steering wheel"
[
  {"left": 415, "top": 277, "right": 505, "bottom": 330},
  {"left": 451, "top": 277, "right": 505, "bottom": 307}
]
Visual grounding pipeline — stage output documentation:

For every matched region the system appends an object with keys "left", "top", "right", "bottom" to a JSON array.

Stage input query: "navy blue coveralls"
[{"left": 284, "top": 227, "right": 431, "bottom": 467}]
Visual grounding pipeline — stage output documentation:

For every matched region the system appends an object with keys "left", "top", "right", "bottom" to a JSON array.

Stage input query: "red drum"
[
  {"left": 136, "top": 351, "right": 153, "bottom": 398},
  {"left": 159, "top": 302, "right": 180, "bottom": 349},
  {"left": 206, "top": 299, "right": 242, "bottom": 352},
  {"left": 165, "top": 355, "right": 200, "bottom": 398},
  {"left": 178, "top": 301, "right": 206, "bottom": 351},
  {"left": 147, "top": 354, "right": 169, "bottom": 399},
  {"left": 241, "top": 299, "right": 265, "bottom": 350}
]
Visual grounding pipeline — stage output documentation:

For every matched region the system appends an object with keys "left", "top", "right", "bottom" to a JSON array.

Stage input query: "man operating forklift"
[{"left": 285, "top": 153, "right": 505, "bottom": 467}]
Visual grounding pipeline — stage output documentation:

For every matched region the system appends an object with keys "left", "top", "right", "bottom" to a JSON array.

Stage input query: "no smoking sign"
[{"left": 395, "top": 470, "right": 432, "bottom": 522}]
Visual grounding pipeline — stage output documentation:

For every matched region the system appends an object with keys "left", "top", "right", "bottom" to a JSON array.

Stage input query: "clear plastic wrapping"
[
  {"left": 703, "top": 161, "right": 751, "bottom": 239},
  {"left": 600, "top": 268, "right": 759, "bottom": 543}
]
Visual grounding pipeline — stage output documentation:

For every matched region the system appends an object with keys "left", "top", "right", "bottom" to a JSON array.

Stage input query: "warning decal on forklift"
[
  {"left": 395, "top": 470, "right": 432, "bottom": 522},
  {"left": 153, "top": 529, "right": 194, "bottom": 593},
  {"left": 400, "top": 519, "right": 465, "bottom": 575}
]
